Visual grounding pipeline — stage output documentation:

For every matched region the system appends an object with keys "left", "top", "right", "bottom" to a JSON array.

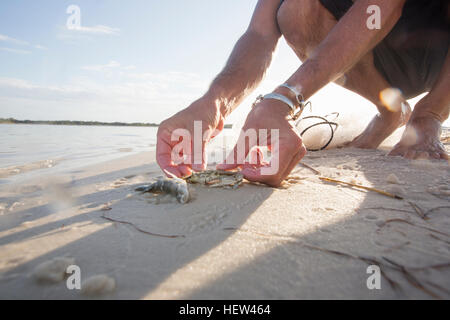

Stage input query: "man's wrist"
[
  {"left": 202, "top": 89, "right": 230, "bottom": 118},
  {"left": 273, "top": 86, "right": 301, "bottom": 109},
  {"left": 254, "top": 96, "right": 293, "bottom": 119}
]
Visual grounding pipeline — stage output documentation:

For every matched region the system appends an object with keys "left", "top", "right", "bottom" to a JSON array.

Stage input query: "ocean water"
[
  {"left": 0, "top": 124, "right": 158, "bottom": 182},
  {"left": 0, "top": 124, "right": 239, "bottom": 184}
]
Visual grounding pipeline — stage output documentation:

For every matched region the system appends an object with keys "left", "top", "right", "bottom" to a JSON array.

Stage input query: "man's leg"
[
  {"left": 277, "top": 0, "right": 411, "bottom": 148},
  {"left": 389, "top": 51, "right": 450, "bottom": 160}
]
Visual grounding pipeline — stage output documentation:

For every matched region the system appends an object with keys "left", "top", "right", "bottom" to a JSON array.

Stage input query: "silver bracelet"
[
  {"left": 279, "top": 83, "right": 305, "bottom": 107},
  {"left": 252, "top": 93, "right": 296, "bottom": 114}
]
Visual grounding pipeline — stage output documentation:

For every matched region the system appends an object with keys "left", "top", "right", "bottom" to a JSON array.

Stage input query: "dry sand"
[{"left": 0, "top": 132, "right": 449, "bottom": 299}]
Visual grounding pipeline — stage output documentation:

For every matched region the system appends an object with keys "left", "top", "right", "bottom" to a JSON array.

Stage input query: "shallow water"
[
  {"left": 0, "top": 124, "right": 158, "bottom": 183},
  {"left": 0, "top": 124, "right": 238, "bottom": 185}
]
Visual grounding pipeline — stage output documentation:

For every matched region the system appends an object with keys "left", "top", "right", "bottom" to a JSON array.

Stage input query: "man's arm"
[
  {"left": 156, "top": 0, "right": 282, "bottom": 177},
  {"left": 220, "top": 0, "right": 408, "bottom": 186},
  {"left": 279, "top": 0, "right": 406, "bottom": 101},
  {"left": 206, "top": 0, "right": 282, "bottom": 118}
]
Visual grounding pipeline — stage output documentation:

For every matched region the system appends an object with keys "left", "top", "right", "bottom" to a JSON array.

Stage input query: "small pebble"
[
  {"left": 386, "top": 185, "right": 405, "bottom": 196},
  {"left": 32, "top": 257, "right": 75, "bottom": 283},
  {"left": 386, "top": 173, "right": 401, "bottom": 184},
  {"left": 81, "top": 275, "right": 115, "bottom": 296},
  {"left": 375, "top": 221, "right": 386, "bottom": 228}
]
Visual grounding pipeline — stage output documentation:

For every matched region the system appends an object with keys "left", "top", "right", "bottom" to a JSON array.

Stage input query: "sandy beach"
[{"left": 0, "top": 130, "right": 449, "bottom": 300}]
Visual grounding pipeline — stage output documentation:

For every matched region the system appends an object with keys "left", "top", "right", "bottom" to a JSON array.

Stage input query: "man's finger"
[
  {"left": 192, "top": 140, "right": 207, "bottom": 171},
  {"left": 217, "top": 130, "right": 256, "bottom": 170},
  {"left": 242, "top": 143, "right": 306, "bottom": 187},
  {"left": 282, "top": 145, "right": 307, "bottom": 178},
  {"left": 249, "top": 147, "right": 265, "bottom": 166},
  {"left": 242, "top": 148, "right": 305, "bottom": 186},
  {"left": 156, "top": 136, "right": 176, "bottom": 171},
  {"left": 163, "top": 166, "right": 183, "bottom": 178},
  {"left": 157, "top": 128, "right": 192, "bottom": 178},
  {"left": 178, "top": 164, "right": 193, "bottom": 178}
]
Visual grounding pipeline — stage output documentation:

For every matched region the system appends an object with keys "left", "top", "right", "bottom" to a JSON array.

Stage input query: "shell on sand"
[
  {"left": 386, "top": 173, "right": 401, "bottom": 184},
  {"left": 32, "top": 257, "right": 75, "bottom": 283},
  {"left": 81, "top": 274, "right": 115, "bottom": 296}
]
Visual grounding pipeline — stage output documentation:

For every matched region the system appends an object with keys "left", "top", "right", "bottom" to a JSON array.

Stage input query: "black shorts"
[
  {"left": 280, "top": 0, "right": 450, "bottom": 99},
  {"left": 319, "top": 0, "right": 449, "bottom": 98}
]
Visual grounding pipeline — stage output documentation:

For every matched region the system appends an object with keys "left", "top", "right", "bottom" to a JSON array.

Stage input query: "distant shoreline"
[
  {"left": 0, "top": 118, "right": 159, "bottom": 127},
  {"left": 0, "top": 118, "right": 233, "bottom": 129}
]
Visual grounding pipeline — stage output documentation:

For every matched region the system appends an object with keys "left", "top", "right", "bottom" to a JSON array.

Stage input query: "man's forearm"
[
  {"left": 206, "top": 30, "right": 280, "bottom": 118},
  {"left": 283, "top": 0, "right": 405, "bottom": 101}
]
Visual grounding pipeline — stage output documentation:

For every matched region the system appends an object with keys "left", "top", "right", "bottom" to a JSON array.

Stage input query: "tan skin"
[
  {"left": 157, "top": 0, "right": 449, "bottom": 186},
  {"left": 389, "top": 50, "right": 450, "bottom": 160}
]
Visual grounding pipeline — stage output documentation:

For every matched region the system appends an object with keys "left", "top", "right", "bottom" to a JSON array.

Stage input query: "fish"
[
  {"left": 135, "top": 171, "right": 190, "bottom": 204},
  {"left": 135, "top": 170, "right": 243, "bottom": 204}
]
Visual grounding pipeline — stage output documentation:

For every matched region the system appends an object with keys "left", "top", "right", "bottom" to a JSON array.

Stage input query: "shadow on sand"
[{"left": 0, "top": 144, "right": 449, "bottom": 299}]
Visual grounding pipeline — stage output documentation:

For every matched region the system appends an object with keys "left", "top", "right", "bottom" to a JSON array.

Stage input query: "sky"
[{"left": 0, "top": 0, "right": 446, "bottom": 126}]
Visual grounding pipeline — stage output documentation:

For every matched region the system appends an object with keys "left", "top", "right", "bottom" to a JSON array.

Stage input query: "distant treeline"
[
  {"left": 0, "top": 118, "right": 159, "bottom": 127},
  {"left": 0, "top": 118, "right": 233, "bottom": 128}
]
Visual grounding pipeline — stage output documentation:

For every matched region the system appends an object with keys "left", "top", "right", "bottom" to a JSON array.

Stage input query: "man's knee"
[{"left": 277, "top": 0, "right": 334, "bottom": 54}]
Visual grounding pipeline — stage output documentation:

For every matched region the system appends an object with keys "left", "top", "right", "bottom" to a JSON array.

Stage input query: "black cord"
[
  {"left": 252, "top": 94, "right": 340, "bottom": 152},
  {"left": 296, "top": 115, "right": 339, "bottom": 151}
]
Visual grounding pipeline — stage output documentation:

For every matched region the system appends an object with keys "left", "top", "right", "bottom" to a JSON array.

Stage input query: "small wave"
[
  {"left": 118, "top": 148, "right": 133, "bottom": 153},
  {"left": 112, "top": 134, "right": 140, "bottom": 137},
  {"left": 0, "top": 159, "right": 61, "bottom": 179}
]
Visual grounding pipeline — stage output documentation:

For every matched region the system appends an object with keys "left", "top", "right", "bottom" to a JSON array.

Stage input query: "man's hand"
[
  {"left": 389, "top": 115, "right": 448, "bottom": 160},
  {"left": 217, "top": 99, "right": 307, "bottom": 187},
  {"left": 156, "top": 96, "right": 225, "bottom": 178},
  {"left": 156, "top": 1, "right": 283, "bottom": 178}
]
